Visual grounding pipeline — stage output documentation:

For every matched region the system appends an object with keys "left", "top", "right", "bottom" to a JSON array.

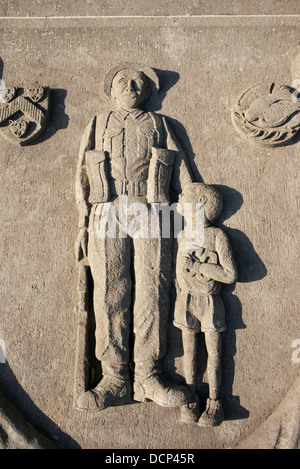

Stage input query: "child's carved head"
[{"left": 180, "top": 182, "right": 223, "bottom": 224}]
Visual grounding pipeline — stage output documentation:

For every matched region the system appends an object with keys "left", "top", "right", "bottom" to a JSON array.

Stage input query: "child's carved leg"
[
  {"left": 182, "top": 329, "right": 197, "bottom": 399},
  {"left": 180, "top": 329, "right": 200, "bottom": 423},
  {"left": 205, "top": 331, "right": 222, "bottom": 400},
  {"left": 198, "top": 331, "right": 224, "bottom": 427}
]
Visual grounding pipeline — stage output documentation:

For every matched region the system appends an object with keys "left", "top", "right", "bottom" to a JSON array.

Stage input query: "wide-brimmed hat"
[{"left": 103, "top": 62, "right": 160, "bottom": 97}]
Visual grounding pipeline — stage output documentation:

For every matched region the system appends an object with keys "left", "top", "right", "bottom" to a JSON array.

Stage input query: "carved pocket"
[
  {"left": 147, "top": 147, "right": 175, "bottom": 203},
  {"left": 138, "top": 127, "right": 158, "bottom": 159},
  {"left": 86, "top": 150, "right": 111, "bottom": 203},
  {"left": 103, "top": 127, "right": 124, "bottom": 158}
]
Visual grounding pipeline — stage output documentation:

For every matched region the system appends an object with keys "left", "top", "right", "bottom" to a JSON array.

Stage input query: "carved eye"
[{"left": 198, "top": 195, "right": 207, "bottom": 204}]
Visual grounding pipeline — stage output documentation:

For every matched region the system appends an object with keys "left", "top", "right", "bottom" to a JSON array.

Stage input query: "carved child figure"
[{"left": 174, "top": 182, "right": 238, "bottom": 426}]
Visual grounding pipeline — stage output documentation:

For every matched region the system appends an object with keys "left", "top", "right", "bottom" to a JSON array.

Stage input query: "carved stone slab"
[{"left": 1, "top": 11, "right": 300, "bottom": 451}]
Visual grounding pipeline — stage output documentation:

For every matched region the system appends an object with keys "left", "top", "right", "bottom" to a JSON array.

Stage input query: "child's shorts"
[{"left": 174, "top": 292, "right": 226, "bottom": 333}]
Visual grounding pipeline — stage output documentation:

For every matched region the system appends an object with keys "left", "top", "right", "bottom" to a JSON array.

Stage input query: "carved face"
[{"left": 111, "top": 69, "right": 150, "bottom": 110}]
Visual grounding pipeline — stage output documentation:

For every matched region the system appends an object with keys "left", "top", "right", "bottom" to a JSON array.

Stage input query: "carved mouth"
[{"left": 123, "top": 91, "right": 138, "bottom": 98}]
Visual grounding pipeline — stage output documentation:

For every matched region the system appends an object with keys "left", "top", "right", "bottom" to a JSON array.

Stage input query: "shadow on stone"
[
  {"left": 0, "top": 57, "right": 3, "bottom": 82},
  {"left": 148, "top": 68, "right": 201, "bottom": 186},
  {"left": 0, "top": 361, "right": 81, "bottom": 449},
  {"left": 146, "top": 68, "right": 180, "bottom": 112},
  {"left": 168, "top": 116, "right": 202, "bottom": 185},
  {"left": 30, "top": 88, "right": 69, "bottom": 145}
]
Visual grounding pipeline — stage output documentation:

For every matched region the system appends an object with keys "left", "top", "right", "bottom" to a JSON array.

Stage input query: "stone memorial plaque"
[{"left": 0, "top": 3, "right": 300, "bottom": 450}]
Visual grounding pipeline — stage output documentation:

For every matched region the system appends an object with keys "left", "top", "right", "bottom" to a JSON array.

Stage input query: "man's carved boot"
[
  {"left": 197, "top": 398, "right": 224, "bottom": 427},
  {"left": 134, "top": 361, "right": 191, "bottom": 408},
  {"left": 180, "top": 393, "right": 200, "bottom": 423},
  {"left": 76, "top": 362, "right": 132, "bottom": 411}
]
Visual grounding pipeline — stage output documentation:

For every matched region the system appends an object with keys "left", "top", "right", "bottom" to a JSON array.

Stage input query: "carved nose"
[{"left": 126, "top": 79, "right": 134, "bottom": 92}]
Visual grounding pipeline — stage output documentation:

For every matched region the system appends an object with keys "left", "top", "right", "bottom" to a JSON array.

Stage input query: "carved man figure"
[{"left": 75, "top": 63, "right": 193, "bottom": 410}]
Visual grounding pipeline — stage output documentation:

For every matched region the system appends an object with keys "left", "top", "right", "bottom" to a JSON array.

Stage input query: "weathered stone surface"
[
  {"left": 0, "top": 385, "right": 59, "bottom": 449},
  {"left": 1, "top": 1, "right": 300, "bottom": 17},
  {"left": 235, "top": 375, "right": 300, "bottom": 449},
  {"left": 0, "top": 10, "right": 299, "bottom": 449}
]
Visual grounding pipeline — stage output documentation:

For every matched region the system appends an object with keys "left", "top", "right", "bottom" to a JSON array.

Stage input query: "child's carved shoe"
[{"left": 197, "top": 398, "right": 224, "bottom": 427}]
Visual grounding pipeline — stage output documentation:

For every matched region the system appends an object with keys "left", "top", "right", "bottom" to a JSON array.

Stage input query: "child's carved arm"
[{"left": 196, "top": 230, "right": 238, "bottom": 284}]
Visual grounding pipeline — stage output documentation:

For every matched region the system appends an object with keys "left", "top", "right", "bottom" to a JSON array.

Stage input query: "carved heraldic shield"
[{"left": 0, "top": 84, "right": 50, "bottom": 145}]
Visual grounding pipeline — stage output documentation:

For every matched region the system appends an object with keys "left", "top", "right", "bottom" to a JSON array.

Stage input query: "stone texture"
[
  {"left": 0, "top": 11, "right": 299, "bottom": 449},
  {"left": 235, "top": 375, "right": 300, "bottom": 449},
  {"left": 1, "top": 1, "right": 300, "bottom": 17},
  {"left": 0, "top": 385, "right": 59, "bottom": 449}
]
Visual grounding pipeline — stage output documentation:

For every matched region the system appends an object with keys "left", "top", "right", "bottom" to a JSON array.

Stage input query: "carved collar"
[{"left": 114, "top": 107, "right": 146, "bottom": 121}]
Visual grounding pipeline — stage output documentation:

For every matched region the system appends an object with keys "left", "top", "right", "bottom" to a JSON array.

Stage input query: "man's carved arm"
[
  {"left": 162, "top": 116, "right": 194, "bottom": 196},
  {"left": 75, "top": 117, "right": 96, "bottom": 261}
]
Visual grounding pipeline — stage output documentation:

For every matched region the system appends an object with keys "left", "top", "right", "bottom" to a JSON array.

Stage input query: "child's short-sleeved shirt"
[{"left": 174, "top": 226, "right": 235, "bottom": 333}]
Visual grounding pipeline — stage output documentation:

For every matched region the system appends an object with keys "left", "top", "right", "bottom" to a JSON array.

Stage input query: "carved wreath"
[{"left": 232, "top": 83, "right": 300, "bottom": 147}]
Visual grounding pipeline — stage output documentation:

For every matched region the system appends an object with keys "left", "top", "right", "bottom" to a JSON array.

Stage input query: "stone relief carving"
[
  {"left": 0, "top": 83, "right": 50, "bottom": 145},
  {"left": 0, "top": 58, "right": 299, "bottom": 447},
  {"left": 232, "top": 82, "right": 300, "bottom": 147},
  {"left": 71, "top": 63, "right": 299, "bottom": 438},
  {"left": 174, "top": 183, "right": 238, "bottom": 426},
  {"left": 75, "top": 63, "right": 194, "bottom": 411},
  {"left": 74, "top": 63, "right": 241, "bottom": 428}
]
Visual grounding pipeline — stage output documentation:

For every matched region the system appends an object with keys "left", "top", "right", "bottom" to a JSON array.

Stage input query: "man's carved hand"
[{"left": 75, "top": 227, "right": 88, "bottom": 262}]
